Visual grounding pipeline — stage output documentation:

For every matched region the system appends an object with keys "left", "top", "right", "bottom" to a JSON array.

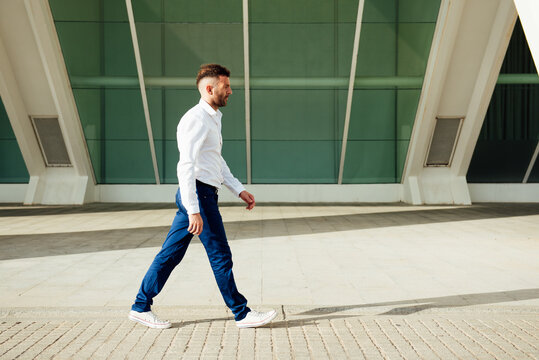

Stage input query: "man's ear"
[{"left": 206, "top": 84, "right": 213, "bottom": 95}]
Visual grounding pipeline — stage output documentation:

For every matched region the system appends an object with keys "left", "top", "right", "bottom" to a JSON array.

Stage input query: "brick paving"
[{"left": 0, "top": 307, "right": 538, "bottom": 359}]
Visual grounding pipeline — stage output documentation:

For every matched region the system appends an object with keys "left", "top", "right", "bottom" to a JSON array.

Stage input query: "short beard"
[{"left": 216, "top": 96, "right": 228, "bottom": 108}]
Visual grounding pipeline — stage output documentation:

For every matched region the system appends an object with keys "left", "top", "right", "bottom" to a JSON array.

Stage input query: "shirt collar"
[{"left": 199, "top": 98, "right": 222, "bottom": 119}]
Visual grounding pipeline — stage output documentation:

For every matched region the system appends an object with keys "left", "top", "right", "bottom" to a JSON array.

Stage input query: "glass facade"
[
  {"left": 249, "top": 0, "right": 351, "bottom": 183},
  {"left": 343, "top": 0, "right": 439, "bottom": 183},
  {"left": 47, "top": 0, "right": 440, "bottom": 185},
  {"left": 135, "top": 0, "right": 246, "bottom": 183},
  {"left": 467, "top": 19, "right": 539, "bottom": 183},
  {"left": 50, "top": 0, "right": 155, "bottom": 184},
  {"left": 0, "top": 99, "right": 29, "bottom": 183}
]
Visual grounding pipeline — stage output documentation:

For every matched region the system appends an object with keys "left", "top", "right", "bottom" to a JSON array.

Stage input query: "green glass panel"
[
  {"left": 154, "top": 139, "right": 164, "bottom": 182},
  {"left": 338, "top": 24, "right": 356, "bottom": 77},
  {"left": 348, "top": 90, "right": 395, "bottom": 140},
  {"left": 164, "top": 139, "right": 179, "bottom": 184},
  {"left": 165, "top": 90, "right": 200, "bottom": 140},
  {"left": 153, "top": 139, "right": 179, "bottom": 184},
  {"left": 54, "top": 22, "right": 101, "bottom": 76},
  {"left": 147, "top": 88, "right": 163, "bottom": 141},
  {"left": 73, "top": 89, "right": 102, "bottom": 140},
  {"left": 164, "top": 24, "right": 244, "bottom": 77},
  {"left": 133, "top": 0, "right": 162, "bottom": 22},
  {"left": 0, "top": 140, "right": 30, "bottom": 183},
  {"left": 103, "top": 0, "right": 128, "bottom": 22},
  {"left": 251, "top": 90, "right": 338, "bottom": 141},
  {"left": 339, "top": 0, "right": 397, "bottom": 23},
  {"left": 0, "top": 103, "right": 15, "bottom": 139},
  {"left": 104, "top": 23, "right": 137, "bottom": 76},
  {"left": 250, "top": 24, "right": 335, "bottom": 77},
  {"left": 249, "top": 2, "right": 364, "bottom": 183},
  {"left": 222, "top": 140, "right": 247, "bottom": 183},
  {"left": 252, "top": 141, "right": 337, "bottom": 183},
  {"left": 362, "top": 0, "right": 396, "bottom": 23},
  {"left": 104, "top": 140, "right": 154, "bottom": 183},
  {"left": 221, "top": 89, "right": 246, "bottom": 140},
  {"left": 0, "top": 101, "right": 29, "bottom": 183},
  {"left": 85, "top": 139, "right": 103, "bottom": 182},
  {"left": 335, "top": 90, "right": 349, "bottom": 141},
  {"left": 105, "top": 89, "right": 148, "bottom": 140},
  {"left": 397, "top": 23, "right": 436, "bottom": 76},
  {"left": 165, "top": 0, "right": 242, "bottom": 23},
  {"left": 250, "top": 0, "right": 334, "bottom": 23},
  {"left": 399, "top": 0, "right": 440, "bottom": 23},
  {"left": 356, "top": 23, "right": 396, "bottom": 77},
  {"left": 343, "top": 140, "right": 396, "bottom": 183},
  {"left": 467, "top": 141, "right": 536, "bottom": 183},
  {"left": 396, "top": 139, "right": 409, "bottom": 182},
  {"left": 337, "top": 0, "right": 359, "bottom": 23},
  {"left": 137, "top": 23, "right": 163, "bottom": 76},
  {"left": 48, "top": 0, "right": 101, "bottom": 22},
  {"left": 154, "top": 140, "right": 177, "bottom": 184},
  {"left": 72, "top": 89, "right": 102, "bottom": 182},
  {"left": 397, "top": 89, "right": 420, "bottom": 140}
]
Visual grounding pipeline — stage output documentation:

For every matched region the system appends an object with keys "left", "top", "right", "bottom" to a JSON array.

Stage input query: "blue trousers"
[{"left": 131, "top": 181, "right": 250, "bottom": 321}]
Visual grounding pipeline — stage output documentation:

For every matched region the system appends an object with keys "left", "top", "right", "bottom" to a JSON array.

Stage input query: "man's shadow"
[
  {"left": 166, "top": 288, "right": 539, "bottom": 329},
  {"left": 271, "top": 288, "right": 539, "bottom": 328},
  {"left": 299, "top": 288, "right": 539, "bottom": 316}
]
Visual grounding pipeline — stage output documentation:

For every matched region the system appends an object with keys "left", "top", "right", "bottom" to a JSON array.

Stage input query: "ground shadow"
[
  {"left": 163, "top": 288, "right": 539, "bottom": 329},
  {"left": 0, "top": 203, "right": 176, "bottom": 217},
  {"left": 0, "top": 203, "right": 538, "bottom": 260},
  {"left": 298, "top": 288, "right": 539, "bottom": 316},
  {"left": 269, "top": 288, "right": 539, "bottom": 328}
]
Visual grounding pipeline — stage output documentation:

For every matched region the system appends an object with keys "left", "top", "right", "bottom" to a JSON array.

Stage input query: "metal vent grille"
[
  {"left": 31, "top": 117, "right": 72, "bottom": 167},
  {"left": 425, "top": 117, "right": 463, "bottom": 167}
]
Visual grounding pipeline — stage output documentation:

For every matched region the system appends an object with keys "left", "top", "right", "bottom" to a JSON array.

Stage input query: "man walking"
[{"left": 128, "top": 64, "right": 276, "bottom": 329}]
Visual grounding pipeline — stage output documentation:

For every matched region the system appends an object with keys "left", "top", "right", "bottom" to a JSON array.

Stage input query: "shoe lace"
[
  {"left": 148, "top": 312, "right": 163, "bottom": 323},
  {"left": 250, "top": 311, "right": 266, "bottom": 320}
]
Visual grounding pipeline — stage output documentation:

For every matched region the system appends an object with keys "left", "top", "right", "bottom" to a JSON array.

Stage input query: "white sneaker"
[
  {"left": 128, "top": 310, "right": 171, "bottom": 329},
  {"left": 236, "top": 309, "right": 277, "bottom": 328}
]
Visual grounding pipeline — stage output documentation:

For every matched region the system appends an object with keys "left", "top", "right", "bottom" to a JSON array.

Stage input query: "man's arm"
[
  {"left": 177, "top": 116, "right": 208, "bottom": 234},
  {"left": 221, "top": 157, "right": 255, "bottom": 210}
]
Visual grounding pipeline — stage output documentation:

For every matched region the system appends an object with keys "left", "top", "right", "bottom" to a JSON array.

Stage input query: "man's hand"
[
  {"left": 188, "top": 213, "right": 203, "bottom": 235},
  {"left": 239, "top": 190, "right": 256, "bottom": 210}
]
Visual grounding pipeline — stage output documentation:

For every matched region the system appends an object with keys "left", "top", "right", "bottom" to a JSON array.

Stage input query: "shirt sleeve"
[
  {"left": 177, "top": 115, "right": 208, "bottom": 214},
  {"left": 221, "top": 156, "right": 245, "bottom": 196}
]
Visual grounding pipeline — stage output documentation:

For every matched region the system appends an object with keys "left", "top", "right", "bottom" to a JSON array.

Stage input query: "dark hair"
[{"left": 196, "top": 64, "right": 231, "bottom": 86}]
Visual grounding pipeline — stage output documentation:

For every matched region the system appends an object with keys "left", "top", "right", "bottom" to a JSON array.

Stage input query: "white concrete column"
[
  {"left": 242, "top": 0, "right": 252, "bottom": 184},
  {"left": 401, "top": 0, "right": 517, "bottom": 205},
  {"left": 0, "top": 0, "right": 96, "bottom": 204}
]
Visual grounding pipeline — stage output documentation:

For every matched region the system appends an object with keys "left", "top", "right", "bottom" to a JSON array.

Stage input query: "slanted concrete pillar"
[
  {"left": 0, "top": 0, "right": 95, "bottom": 204},
  {"left": 401, "top": 0, "right": 517, "bottom": 205}
]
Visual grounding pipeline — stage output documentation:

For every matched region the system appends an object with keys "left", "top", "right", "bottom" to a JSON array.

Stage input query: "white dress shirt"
[{"left": 177, "top": 99, "right": 245, "bottom": 214}]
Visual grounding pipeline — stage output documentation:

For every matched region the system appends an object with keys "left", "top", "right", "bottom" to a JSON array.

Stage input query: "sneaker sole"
[
  {"left": 236, "top": 310, "right": 277, "bottom": 329},
  {"left": 128, "top": 314, "right": 172, "bottom": 329}
]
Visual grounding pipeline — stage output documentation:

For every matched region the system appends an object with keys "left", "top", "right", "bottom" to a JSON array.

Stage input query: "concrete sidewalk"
[{"left": 0, "top": 203, "right": 538, "bottom": 358}]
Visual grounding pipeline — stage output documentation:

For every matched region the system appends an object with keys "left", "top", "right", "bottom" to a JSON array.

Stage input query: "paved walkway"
[
  {"left": 0, "top": 202, "right": 538, "bottom": 359},
  {"left": 1, "top": 307, "right": 538, "bottom": 359}
]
